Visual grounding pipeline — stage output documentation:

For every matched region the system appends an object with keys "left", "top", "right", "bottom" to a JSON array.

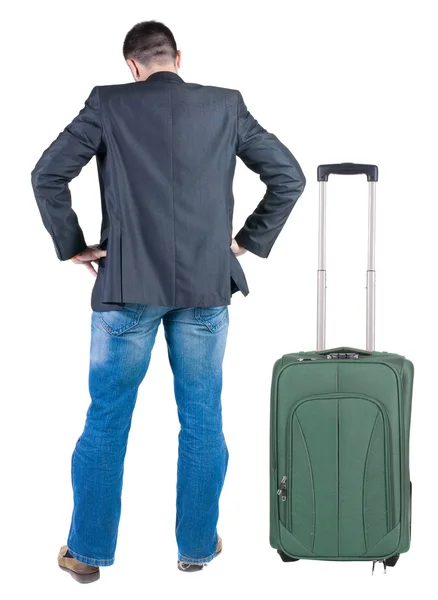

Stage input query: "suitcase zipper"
[
  {"left": 282, "top": 393, "right": 394, "bottom": 548},
  {"left": 277, "top": 476, "right": 287, "bottom": 502},
  {"left": 276, "top": 476, "right": 287, "bottom": 527}
]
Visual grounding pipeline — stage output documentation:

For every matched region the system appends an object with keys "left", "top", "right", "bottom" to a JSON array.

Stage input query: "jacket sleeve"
[
  {"left": 234, "top": 92, "right": 306, "bottom": 258},
  {"left": 31, "top": 87, "right": 103, "bottom": 260}
]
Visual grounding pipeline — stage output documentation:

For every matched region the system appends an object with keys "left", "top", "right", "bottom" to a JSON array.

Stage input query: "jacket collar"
[{"left": 146, "top": 71, "right": 184, "bottom": 83}]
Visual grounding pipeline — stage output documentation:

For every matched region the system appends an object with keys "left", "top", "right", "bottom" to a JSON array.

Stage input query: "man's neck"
[{"left": 145, "top": 66, "right": 178, "bottom": 79}]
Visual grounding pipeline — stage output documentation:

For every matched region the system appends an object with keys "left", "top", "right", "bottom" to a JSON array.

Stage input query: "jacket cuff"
[
  {"left": 52, "top": 232, "right": 88, "bottom": 261},
  {"left": 234, "top": 231, "right": 271, "bottom": 258}
]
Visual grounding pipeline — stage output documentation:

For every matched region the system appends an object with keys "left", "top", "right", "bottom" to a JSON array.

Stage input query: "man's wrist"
[{"left": 234, "top": 232, "right": 269, "bottom": 258}]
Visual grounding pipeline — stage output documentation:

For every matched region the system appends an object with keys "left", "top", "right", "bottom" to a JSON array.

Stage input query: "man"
[{"left": 31, "top": 20, "right": 306, "bottom": 582}]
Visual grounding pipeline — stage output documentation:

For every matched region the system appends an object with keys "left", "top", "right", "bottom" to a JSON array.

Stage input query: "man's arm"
[
  {"left": 234, "top": 92, "right": 306, "bottom": 258},
  {"left": 31, "top": 87, "right": 103, "bottom": 261}
]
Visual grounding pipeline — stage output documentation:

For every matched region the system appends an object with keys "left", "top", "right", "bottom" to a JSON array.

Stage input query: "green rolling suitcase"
[{"left": 269, "top": 164, "right": 414, "bottom": 572}]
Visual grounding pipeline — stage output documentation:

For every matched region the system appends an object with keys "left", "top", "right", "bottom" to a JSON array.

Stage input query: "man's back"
[
  {"left": 32, "top": 73, "right": 305, "bottom": 310},
  {"left": 95, "top": 72, "right": 247, "bottom": 308}
]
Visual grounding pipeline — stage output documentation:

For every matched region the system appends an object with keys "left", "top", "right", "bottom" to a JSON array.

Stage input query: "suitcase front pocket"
[{"left": 282, "top": 393, "right": 394, "bottom": 558}]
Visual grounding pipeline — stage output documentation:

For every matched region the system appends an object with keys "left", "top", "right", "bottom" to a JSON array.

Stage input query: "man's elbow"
[
  {"left": 31, "top": 155, "right": 55, "bottom": 196},
  {"left": 284, "top": 162, "right": 306, "bottom": 197},
  {"left": 31, "top": 160, "right": 45, "bottom": 194},
  {"left": 297, "top": 170, "right": 306, "bottom": 195},
  {"left": 294, "top": 161, "right": 306, "bottom": 195}
]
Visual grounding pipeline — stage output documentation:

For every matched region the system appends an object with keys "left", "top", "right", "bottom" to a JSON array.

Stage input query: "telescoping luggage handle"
[{"left": 316, "top": 163, "right": 378, "bottom": 353}]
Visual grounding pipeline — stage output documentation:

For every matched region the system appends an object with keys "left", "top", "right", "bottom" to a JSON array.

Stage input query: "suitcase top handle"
[
  {"left": 317, "top": 346, "right": 372, "bottom": 357},
  {"left": 317, "top": 163, "right": 378, "bottom": 182}
]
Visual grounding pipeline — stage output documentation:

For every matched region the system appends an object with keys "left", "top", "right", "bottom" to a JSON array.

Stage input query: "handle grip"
[
  {"left": 317, "top": 163, "right": 378, "bottom": 182},
  {"left": 316, "top": 347, "right": 372, "bottom": 358}
]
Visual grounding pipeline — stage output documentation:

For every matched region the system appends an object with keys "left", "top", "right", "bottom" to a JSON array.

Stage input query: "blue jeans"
[{"left": 66, "top": 304, "right": 229, "bottom": 567}]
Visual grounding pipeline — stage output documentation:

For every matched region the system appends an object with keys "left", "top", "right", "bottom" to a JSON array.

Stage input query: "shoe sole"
[
  {"left": 177, "top": 548, "right": 222, "bottom": 572},
  {"left": 59, "top": 565, "right": 100, "bottom": 584}
]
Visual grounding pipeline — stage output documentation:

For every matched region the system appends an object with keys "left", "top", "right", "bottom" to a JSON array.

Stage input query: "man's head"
[{"left": 123, "top": 21, "right": 180, "bottom": 81}]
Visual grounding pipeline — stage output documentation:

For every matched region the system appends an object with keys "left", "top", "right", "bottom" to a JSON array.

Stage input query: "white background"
[{"left": 1, "top": 0, "right": 437, "bottom": 598}]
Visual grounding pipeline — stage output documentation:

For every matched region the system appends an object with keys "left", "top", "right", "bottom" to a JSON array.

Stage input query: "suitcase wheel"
[
  {"left": 385, "top": 554, "right": 400, "bottom": 568},
  {"left": 277, "top": 550, "right": 300, "bottom": 563}
]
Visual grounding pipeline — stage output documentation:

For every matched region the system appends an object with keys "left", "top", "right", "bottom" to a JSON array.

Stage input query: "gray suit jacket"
[{"left": 31, "top": 71, "right": 306, "bottom": 310}]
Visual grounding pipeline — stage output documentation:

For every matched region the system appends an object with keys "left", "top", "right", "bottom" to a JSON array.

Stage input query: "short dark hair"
[{"left": 123, "top": 21, "right": 177, "bottom": 67}]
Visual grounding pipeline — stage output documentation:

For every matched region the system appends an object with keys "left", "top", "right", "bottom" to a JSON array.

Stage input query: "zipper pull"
[{"left": 277, "top": 476, "right": 287, "bottom": 502}]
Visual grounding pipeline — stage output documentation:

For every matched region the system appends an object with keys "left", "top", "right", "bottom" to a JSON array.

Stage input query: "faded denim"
[{"left": 66, "top": 303, "right": 229, "bottom": 566}]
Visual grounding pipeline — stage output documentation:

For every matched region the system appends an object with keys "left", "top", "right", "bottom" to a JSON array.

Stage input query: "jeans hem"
[
  {"left": 178, "top": 548, "right": 217, "bottom": 565},
  {"left": 66, "top": 546, "right": 115, "bottom": 567}
]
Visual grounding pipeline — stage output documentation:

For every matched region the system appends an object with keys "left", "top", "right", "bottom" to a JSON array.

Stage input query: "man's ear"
[
  {"left": 176, "top": 50, "right": 182, "bottom": 69},
  {"left": 126, "top": 58, "right": 140, "bottom": 80}
]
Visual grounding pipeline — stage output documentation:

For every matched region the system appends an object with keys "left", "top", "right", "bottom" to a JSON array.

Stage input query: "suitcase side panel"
[
  {"left": 269, "top": 357, "right": 283, "bottom": 550},
  {"left": 398, "top": 358, "right": 414, "bottom": 554}
]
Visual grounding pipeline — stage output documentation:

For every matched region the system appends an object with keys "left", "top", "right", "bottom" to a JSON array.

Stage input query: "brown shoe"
[
  {"left": 177, "top": 536, "right": 223, "bottom": 572},
  {"left": 58, "top": 545, "right": 100, "bottom": 584}
]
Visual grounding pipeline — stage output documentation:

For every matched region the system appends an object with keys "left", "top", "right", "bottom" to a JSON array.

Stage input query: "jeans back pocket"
[
  {"left": 194, "top": 306, "right": 228, "bottom": 333},
  {"left": 97, "top": 303, "right": 146, "bottom": 336}
]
